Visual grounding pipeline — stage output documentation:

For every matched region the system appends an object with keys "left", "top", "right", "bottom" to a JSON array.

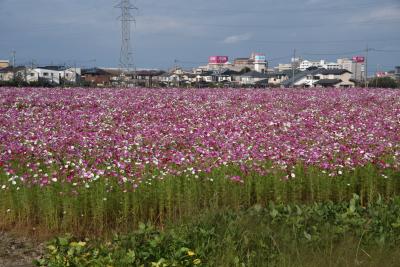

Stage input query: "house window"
[
  {"left": 30, "top": 73, "right": 35, "bottom": 76},
  {"left": 43, "top": 72, "right": 49, "bottom": 76}
]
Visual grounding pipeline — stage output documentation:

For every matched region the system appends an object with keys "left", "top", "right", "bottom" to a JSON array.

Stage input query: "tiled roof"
[
  {"left": 315, "top": 79, "right": 342, "bottom": 85},
  {"left": 319, "top": 69, "right": 351, "bottom": 75},
  {"left": 240, "top": 71, "right": 268, "bottom": 78}
]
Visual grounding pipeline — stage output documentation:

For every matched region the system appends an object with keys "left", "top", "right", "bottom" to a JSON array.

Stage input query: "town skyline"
[{"left": 0, "top": 0, "right": 399, "bottom": 73}]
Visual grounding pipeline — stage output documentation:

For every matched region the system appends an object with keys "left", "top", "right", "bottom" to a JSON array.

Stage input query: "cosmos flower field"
[{"left": 0, "top": 87, "right": 399, "bottom": 234}]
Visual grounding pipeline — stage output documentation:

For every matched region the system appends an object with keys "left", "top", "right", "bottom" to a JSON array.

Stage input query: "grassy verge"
[
  {"left": 1, "top": 163, "right": 399, "bottom": 236},
  {"left": 35, "top": 195, "right": 400, "bottom": 266}
]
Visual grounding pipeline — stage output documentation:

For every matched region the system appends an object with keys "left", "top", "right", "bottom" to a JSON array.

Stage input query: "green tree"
[
  {"left": 239, "top": 67, "right": 252, "bottom": 74},
  {"left": 368, "top": 77, "right": 399, "bottom": 88}
]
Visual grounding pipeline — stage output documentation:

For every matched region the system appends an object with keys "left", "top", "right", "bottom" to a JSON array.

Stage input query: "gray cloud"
[
  {"left": 0, "top": 0, "right": 399, "bottom": 72},
  {"left": 223, "top": 33, "right": 253, "bottom": 44}
]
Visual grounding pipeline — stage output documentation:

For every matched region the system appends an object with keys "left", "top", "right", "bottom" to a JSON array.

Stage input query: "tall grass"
[
  {"left": 36, "top": 196, "right": 400, "bottom": 267},
  {"left": 1, "top": 162, "right": 399, "bottom": 236}
]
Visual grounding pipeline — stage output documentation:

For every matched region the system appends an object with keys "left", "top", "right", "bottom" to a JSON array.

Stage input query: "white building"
[
  {"left": 239, "top": 71, "right": 269, "bottom": 85},
  {"left": 297, "top": 58, "right": 364, "bottom": 81},
  {"left": 337, "top": 58, "right": 364, "bottom": 81},
  {"left": 325, "top": 62, "right": 340, "bottom": 69},
  {"left": 299, "top": 60, "right": 340, "bottom": 71},
  {"left": 26, "top": 66, "right": 81, "bottom": 84},
  {"left": 0, "top": 60, "right": 9, "bottom": 69},
  {"left": 0, "top": 66, "right": 26, "bottom": 82},
  {"left": 252, "top": 53, "right": 267, "bottom": 73},
  {"left": 283, "top": 69, "right": 355, "bottom": 88},
  {"left": 277, "top": 57, "right": 301, "bottom": 72},
  {"left": 201, "top": 52, "right": 268, "bottom": 73},
  {"left": 277, "top": 63, "right": 293, "bottom": 72}
]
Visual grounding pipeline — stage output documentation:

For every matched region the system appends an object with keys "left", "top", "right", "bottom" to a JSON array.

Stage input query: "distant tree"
[
  {"left": 306, "top": 66, "right": 318, "bottom": 71},
  {"left": 29, "top": 78, "right": 55, "bottom": 88},
  {"left": 368, "top": 77, "right": 399, "bottom": 88},
  {"left": 239, "top": 67, "right": 251, "bottom": 74}
]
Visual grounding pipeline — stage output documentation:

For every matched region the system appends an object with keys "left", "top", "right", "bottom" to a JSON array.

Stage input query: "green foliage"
[
  {"left": 368, "top": 77, "right": 399, "bottom": 88},
  {"left": 239, "top": 67, "right": 252, "bottom": 74},
  {"left": 35, "top": 196, "right": 400, "bottom": 266},
  {"left": 175, "top": 195, "right": 400, "bottom": 266},
  {"left": 34, "top": 224, "right": 202, "bottom": 267}
]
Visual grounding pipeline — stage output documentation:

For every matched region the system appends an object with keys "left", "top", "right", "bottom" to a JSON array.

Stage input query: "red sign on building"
[
  {"left": 376, "top": 72, "right": 388, "bottom": 78},
  {"left": 209, "top": 56, "right": 229, "bottom": 64},
  {"left": 352, "top": 56, "right": 365, "bottom": 63}
]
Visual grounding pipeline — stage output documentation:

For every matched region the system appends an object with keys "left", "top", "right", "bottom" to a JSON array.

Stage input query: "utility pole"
[
  {"left": 354, "top": 60, "right": 358, "bottom": 84},
  {"left": 11, "top": 50, "right": 16, "bottom": 82},
  {"left": 63, "top": 62, "right": 66, "bottom": 87},
  {"left": 365, "top": 44, "right": 369, "bottom": 88},
  {"left": 74, "top": 61, "right": 79, "bottom": 86},
  {"left": 291, "top": 49, "right": 296, "bottom": 87},
  {"left": 11, "top": 50, "right": 16, "bottom": 67},
  {"left": 173, "top": 59, "right": 179, "bottom": 88},
  {"left": 115, "top": 0, "right": 138, "bottom": 87}
]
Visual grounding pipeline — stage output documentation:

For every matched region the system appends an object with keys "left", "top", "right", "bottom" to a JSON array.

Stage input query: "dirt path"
[{"left": 0, "top": 232, "right": 44, "bottom": 267}]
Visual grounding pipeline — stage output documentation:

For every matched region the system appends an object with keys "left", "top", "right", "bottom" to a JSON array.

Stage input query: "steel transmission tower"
[{"left": 115, "top": 0, "right": 137, "bottom": 72}]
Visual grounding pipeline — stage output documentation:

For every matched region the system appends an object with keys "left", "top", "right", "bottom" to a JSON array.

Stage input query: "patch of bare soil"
[{"left": 0, "top": 232, "right": 44, "bottom": 267}]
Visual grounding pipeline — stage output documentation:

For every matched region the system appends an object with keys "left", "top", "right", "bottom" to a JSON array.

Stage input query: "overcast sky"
[{"left": 0, "top": 0, "right": 399, "bottom": 73}]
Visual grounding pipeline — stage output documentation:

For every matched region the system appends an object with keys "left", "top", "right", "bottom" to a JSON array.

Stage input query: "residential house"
[
  {"left": 27, "top": 66, "right": 64, "bottom": 84},
  {"left": 81, "top": 68, "right": 112, "bottom": 86},
  {"left": 337, "top": 58, "right": 364, "bottom": 81},
  {"left": 266, "top": 72, "right": 289, "bottom": 86},
  {"left": 0, "top": 60, "right": 10, "bottom": 69},
  {"left": 315, "top": 69, "right": 355, "bottom": 88},
  {"left": 157, "top": 68, "right": 194, "bottom": 87},
  {"left": 158, "top": 72, "right": 173, "bottom": 86},
  {"left": 395, "top": 66, "right": 400, "bottom": 80},
  {"left": 0, "top": 66, "right": 26, "bottom": 82},
  {"left": 134, "top": 70, "right": 165, "bottom": 87},
  {"left": 282, "top": 69, "right": 355, "bottom": 88},
  {"left": 239, "top": 71, "right": 269, "bottom": 85},
  {"left": 197, "top": 71, "right": 215, "bottom": 83},
  {"left": 26, "top": 66, "right": 81, "bottom": 85},
  {"left": 217, "top": 69, "right": 240, "bottom": 83}
]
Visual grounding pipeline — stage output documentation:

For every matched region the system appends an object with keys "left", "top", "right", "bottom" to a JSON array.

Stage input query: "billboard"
[
  {"left": 352, "top": 56, "right": 365, "bottom": 63},
  {"left": 209, "top": 56, "right": 229, "bottom": 64},
  {"left": 254, "top": 54, "right": 266, "bottom": 63},
  {"left": 376, "top": 72, "right": 388, "bottom": 78}
]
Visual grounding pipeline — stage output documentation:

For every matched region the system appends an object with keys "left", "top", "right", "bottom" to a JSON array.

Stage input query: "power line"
[
  {"left": 371, "top": 49, "right": 400, "bottom": 53},
  {"left": 138, "top": 31, "right": 400, "bottom": 45},
  {"left": 267, "top": 55, "right": 293, "bottom": 62},
  {"left": 302, "top": 48, "right": 400, "bottom": 56},
  {"left": 144, "top": 2, "right": 389, "bottom": 16},
  {"left": 175, "top": 60, "right": 209, "bottom": 65},
  {"left": 302, "top": 50, "right": 365, "bottom": 56},
  {"left": 180, "top": 17, "right": 400, "bottom": 30}
]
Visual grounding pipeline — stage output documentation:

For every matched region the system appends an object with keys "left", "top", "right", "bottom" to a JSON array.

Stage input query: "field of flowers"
[{"left": 0, "top": 87, "right": 399, "bottom": 234}]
